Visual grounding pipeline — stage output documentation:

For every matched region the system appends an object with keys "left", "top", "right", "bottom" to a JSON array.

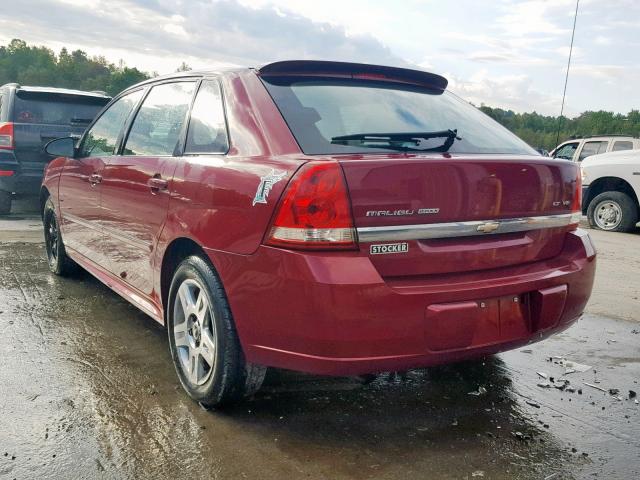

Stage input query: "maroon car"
[{"left": 42, "top": 61, "right": 596, "bottom": 406}]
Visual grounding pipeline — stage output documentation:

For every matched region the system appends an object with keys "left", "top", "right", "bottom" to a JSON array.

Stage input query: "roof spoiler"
[{"left": 258, "top": 60, "right": 448, "bottom": 91}]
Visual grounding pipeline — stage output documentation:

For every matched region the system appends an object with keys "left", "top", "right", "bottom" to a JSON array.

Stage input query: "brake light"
[
  {"left": 266, "top": 162, "right": 357, "bottom": 250},
  {"left": 569, "top": 167, "right": 582, "bottom": 230},
  {"left": 0, "top": 123, "right": 14, "bottom": 150}
]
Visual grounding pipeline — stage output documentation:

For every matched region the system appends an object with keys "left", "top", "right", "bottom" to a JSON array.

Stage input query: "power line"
[{"left": 555, "top": 0, "right": 580, "bottom": 147}]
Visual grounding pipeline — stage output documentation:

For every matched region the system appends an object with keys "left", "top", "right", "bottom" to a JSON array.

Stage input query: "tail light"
[
  {"left": 265, "top": 161, "right": 357, "bottom": 250},
  {"left": 569, "top": 167, "right": 582, "bottom": 230},
  {"left": 0, "top": 123, "right": 14, "bottom": 150}
]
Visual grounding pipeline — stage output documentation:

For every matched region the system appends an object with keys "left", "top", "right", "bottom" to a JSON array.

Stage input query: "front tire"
[
  {"left": 587, "top": 191, "right": 638, "bottom": 232},
  {"left": 0, "top": 190, "right": 12, "bottom": 215},
  {"left": 43, "top": 198, "right": 76, "bottom": 275},
  {"left": 167, "top": 255, "right": 266, "bottom": 407}
]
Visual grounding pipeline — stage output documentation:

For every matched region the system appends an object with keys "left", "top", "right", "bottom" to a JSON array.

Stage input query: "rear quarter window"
[
  {"left": 612, "top": 140, "right": 633, "bottom": 152},
  {"left": 184, "top": 80, "right": 229, "bottom": 154}
]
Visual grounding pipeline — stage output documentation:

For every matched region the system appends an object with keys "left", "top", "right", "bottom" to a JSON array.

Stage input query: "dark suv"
[{"left": 0, "top": 84, "right": 110, "bottom": 214}]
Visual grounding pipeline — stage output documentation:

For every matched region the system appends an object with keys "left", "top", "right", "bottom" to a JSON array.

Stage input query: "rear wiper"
[{"left": 331, "top": 129, "right": 461, "bottom": 152}]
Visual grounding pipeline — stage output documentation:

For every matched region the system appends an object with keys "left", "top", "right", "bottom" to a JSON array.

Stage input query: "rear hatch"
[
  {"left": 258, "top": 61, "right": 580, "bottom": 278},
  {"left": 338, "top": 154, "right": 578, "bottom": 277},
  {"left": 12, "top": 89, "right": 109, "bottom": 173}
]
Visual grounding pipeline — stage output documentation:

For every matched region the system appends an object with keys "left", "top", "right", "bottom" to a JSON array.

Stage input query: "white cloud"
[
  {"left": 448, "top": 69, "right": 568, "bottom": 116},
  {"left": 0, "top": 0, "right": 637, "bottom": 114},
  {"left": 594, "top": 35, "right": 612, "bottom": 46},
  {"left": 495, "top": 0, "right": 574, "bottom": 37}
]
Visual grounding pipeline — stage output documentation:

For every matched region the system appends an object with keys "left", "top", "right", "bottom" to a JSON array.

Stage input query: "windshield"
[
  {"left": 13, "top": 91, "right": 109, "bottom": 126},
  {"left": 261, "top": 76, "right": 537, "bottom": 156}
]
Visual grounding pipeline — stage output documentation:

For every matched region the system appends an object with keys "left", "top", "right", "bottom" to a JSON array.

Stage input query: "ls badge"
[
  {"left": 253, "top": 169, "right": 287, "bottom": 206},
  {"left": 370, "top": 242, "right": 409, "bottom": 255}
]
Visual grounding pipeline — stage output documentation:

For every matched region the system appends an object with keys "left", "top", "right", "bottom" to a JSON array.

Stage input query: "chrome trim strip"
[{"left": 357, "top": 213, "right": 575, "bottom": 242}]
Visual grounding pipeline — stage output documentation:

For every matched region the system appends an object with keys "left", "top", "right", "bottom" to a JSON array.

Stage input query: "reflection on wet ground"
[{"left": 0, "top": 242, "right": 638, "bottom": 479}]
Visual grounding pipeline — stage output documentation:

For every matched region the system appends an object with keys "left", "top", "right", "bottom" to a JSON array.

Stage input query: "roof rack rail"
[{"left": 569, "top": 134, "right": 637, "bottom": 140}]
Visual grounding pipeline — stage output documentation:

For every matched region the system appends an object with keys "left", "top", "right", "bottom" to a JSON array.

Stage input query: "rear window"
[
  {"left": 13, "top": 91, "right": 109, "bottom": 126},
  {"left": 261, "top": 77, "right": 536, "bottom": 155}
]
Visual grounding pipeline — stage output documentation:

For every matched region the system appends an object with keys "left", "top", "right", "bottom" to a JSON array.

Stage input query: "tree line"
[
  {"left": 2, "top": 39, "right": 638, "bottom": 150},
  {"left": 0, "top": 39, "right": 149, "bottom": 97},
  {"left": 479, "top": 106, "right": 640, "bottom": 151}
]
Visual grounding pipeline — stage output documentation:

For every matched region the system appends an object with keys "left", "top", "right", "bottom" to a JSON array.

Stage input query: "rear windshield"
[
  {"left": 261, "top": 77, "right": 536, "bottom": 156},
  {"left": 13, "top": 91, "right": 109, "bottom": 126}
]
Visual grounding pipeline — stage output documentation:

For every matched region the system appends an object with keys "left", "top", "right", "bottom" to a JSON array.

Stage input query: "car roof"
[{"left": 1, "top": 84, "right": 111, "bottom": 99}]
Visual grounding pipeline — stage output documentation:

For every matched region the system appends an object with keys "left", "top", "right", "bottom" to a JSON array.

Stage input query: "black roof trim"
[
  {"left": 124, "top": 67, "right": 243, "bottom": 91},
  {"left": 258, "top": 60, "right": 448, "bottom": 90}
]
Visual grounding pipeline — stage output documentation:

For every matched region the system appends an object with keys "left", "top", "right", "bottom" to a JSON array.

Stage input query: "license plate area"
[{"left": 424, "top": 286, "right": 567, "bottom": 352}]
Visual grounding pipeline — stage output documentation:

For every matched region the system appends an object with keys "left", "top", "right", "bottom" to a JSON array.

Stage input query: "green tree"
[{"left": 0, "top": 38, "right": 150, "bottom": 97}]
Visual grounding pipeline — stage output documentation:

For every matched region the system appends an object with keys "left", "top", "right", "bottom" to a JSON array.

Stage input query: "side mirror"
[{"left": 45, "top": 137, "right": 75, "bottom": 158}]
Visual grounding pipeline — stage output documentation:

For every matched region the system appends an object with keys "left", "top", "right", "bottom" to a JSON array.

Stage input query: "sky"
[{"left": 1, "top": 0, "right": 638, "bottom": 116}]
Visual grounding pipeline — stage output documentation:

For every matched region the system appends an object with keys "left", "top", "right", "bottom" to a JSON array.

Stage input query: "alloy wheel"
[
  {"left": 173, "top": 279, "right": 217, "bottom": 386},
  {"left": 45, "top": 213, "right": 59, "bottom": 266}
]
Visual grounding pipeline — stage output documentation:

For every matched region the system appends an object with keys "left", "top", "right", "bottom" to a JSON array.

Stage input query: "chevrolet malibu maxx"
[{"left": 41, "top": 61, "right": 596, "bottom": 407}]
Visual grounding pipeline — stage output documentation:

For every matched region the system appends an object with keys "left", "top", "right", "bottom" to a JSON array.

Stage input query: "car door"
[
  {"left": 100, "top": 80, "right": 197, "bottom": 295},
  {"left": 58, "top": 89, "right": 143, "bottom": 263}
]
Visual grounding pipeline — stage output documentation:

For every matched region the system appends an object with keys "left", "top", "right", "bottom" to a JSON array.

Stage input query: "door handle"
[
  {"left": 148, "top": 176, "right": 168, "bottom": 194},
  {"left": 89, "top": 173, "right": 102, "bottom": 186}
]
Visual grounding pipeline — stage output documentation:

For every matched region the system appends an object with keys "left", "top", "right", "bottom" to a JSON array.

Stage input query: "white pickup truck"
[{"left": 582, "top": 149, "right": 640, "bottom": 232}]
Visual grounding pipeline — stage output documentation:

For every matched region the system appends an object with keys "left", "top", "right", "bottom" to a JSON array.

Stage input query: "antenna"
[{"left": 555, "top": 0, "right": 580, "bottom": 148}]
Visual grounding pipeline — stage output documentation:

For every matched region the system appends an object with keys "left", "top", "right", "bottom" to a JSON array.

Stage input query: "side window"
[
  {"left": 78, "top": 90, "right": 143, "bottom": 158},
  {"left": 123, "top": 81, "right": 195, "bottom": 156},
  {"left": 612, "top": 140, "right": 633, "bottom": 152},
  {"left": 185, "top": 80, "right": 229, "bottom": 154},
  {"left": 554, "top": 142, "right": 578, "bottom": 160},
  {"left": 578, "top": 141, "right": 607, "bottom": 161}
]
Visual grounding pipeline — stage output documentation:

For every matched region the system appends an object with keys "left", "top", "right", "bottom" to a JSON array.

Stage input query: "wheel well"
[
  {"left": 585, "top": 177, "right": 639, "bottom": 212},
  {"left": 39, "top": 187, "right": 50, "bottom": 219},
  {"left": 160, "top": 237, "right": 208, "bottom": 315}
]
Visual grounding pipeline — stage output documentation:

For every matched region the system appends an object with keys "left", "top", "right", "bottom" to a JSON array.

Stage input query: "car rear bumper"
[
  {"left": 207, "top": 229, "right": 596, "bottom": 376},
  {"left": 0, "top": 151, "right": 44, "bottom": 195}
]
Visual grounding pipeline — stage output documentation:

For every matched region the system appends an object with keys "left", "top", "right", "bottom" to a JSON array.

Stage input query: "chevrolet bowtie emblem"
[{"left": 477, "top": 222, "right": 500, "bottom": 233}]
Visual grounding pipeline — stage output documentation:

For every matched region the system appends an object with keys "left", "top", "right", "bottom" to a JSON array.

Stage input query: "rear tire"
[
  {"left": 167, "top": 255, "right": 266, "bottom": 407},
  {"left": 43, "top": 198, "right": 76, "bottom": 275},
  {"left": 0, "top": 190, "right": 12, "bottom": 215},
  {"left": 587, "top": 191, "right": 638, "bottom": 232}
]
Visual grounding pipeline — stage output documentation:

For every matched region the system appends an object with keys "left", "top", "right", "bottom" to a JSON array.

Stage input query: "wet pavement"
[{"left": 1, "top": 202, "right": 639, "bottom": 479}]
